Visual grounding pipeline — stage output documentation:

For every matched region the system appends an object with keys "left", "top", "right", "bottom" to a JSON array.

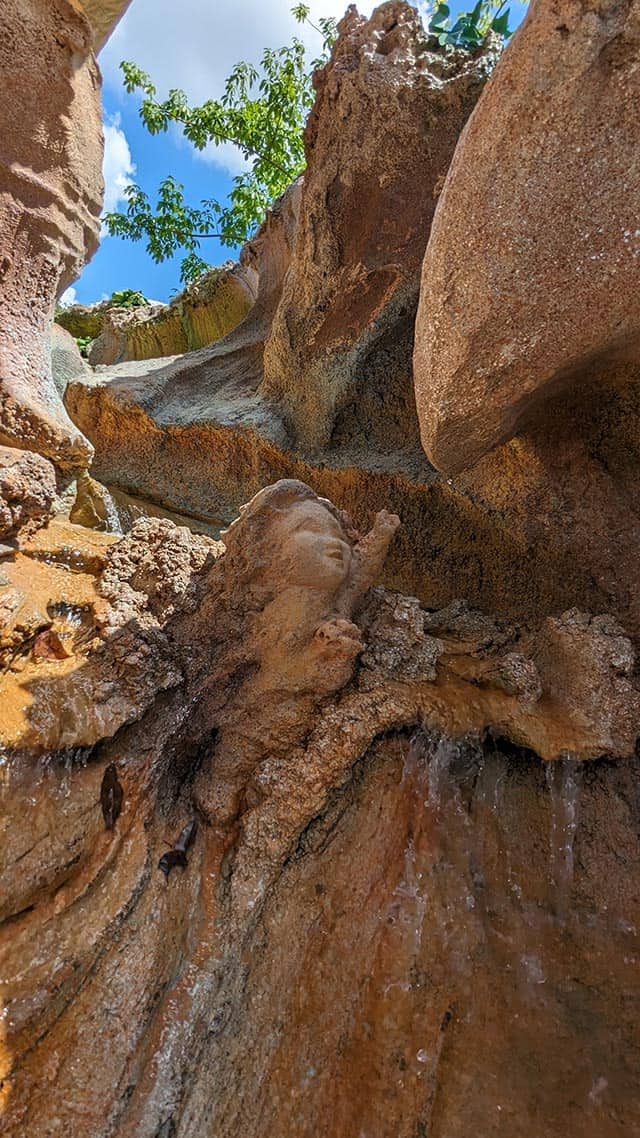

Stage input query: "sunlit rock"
[{"left": 413, "top": 0, "right": 640, "bottom": 474}]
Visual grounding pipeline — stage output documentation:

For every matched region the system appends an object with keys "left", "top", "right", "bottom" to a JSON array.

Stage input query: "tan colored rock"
[
  {"left": 262, "top": 2, "right": 497, "bottom": 452},
  {"left": 81, "top": 0, "right": 133, "bottom": 50},
  {"left": 0, "top": 445, "right": 57, "bottom": 540},
  {"left": 413, "top": 0, "right": 640, "bottom": 475},
  {"left": 0, "top": 0, "right": 102, "bottom": 471},
  {"left": 55, "top": 299, "right": 110, "bottom": 342},
  {"left": 86, "top": 265, "right": 256, "bottom": 365},
  {"left": 51, "top": 324, "right": 91, "bottom": 399},
  {"left": 1, "top": 481, "right": 640, "bottom": 1136},
  {"left": 65, "top": 179, "right": 302, "bottom": 508}
]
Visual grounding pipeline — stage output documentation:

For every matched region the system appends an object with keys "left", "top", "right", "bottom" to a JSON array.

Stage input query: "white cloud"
[
  {"left": 59, "top": 286, "right": 77, "bottom": 308},
  {"left": 99, "top": 1, "right": 381, "bottom": 177},
  {"left": 102, "top": 113, "right": 136, "bottom": 213}
]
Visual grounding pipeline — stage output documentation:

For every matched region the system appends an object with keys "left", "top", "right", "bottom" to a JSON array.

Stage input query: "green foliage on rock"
[
  {"left": 428, "top": 0, "right": 514, "bottom": 49},
  {"left": 75, "top": 335, "right": 92, "bottom": 358},
  {"left": 109, "top": 288, "right": 149, "bottom": 308}
]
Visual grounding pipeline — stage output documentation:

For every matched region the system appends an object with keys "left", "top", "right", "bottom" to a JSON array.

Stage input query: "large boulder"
[
  {"left": 262, "top": 1, "right": 497, "bottom": 453},
  {"left": 413, "top": 0, "right": 640, "bottom": 474}
]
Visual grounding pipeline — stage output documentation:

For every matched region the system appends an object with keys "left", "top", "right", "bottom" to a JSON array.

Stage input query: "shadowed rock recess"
[{"left": 2, "top": 0, "right": 640, "bottom": 1135}]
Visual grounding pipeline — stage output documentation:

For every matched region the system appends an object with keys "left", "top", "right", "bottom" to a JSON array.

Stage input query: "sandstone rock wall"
[
  {"left": 56, "top": 263, "right": 257, "bottom": 366},
  {"left": 0, "top": 0, "right": 104, "bottom": 471},
  {"left": 262, "top": 2, "right": 497, "bottom": 454},
  {"left": 1, "top": 482, "right": 639, "bottom": 1136}
]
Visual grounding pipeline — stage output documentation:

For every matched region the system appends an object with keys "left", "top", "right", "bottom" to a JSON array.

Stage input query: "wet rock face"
[
  {"left": 189, "top": 736, "right": 640, "bottom": 1138},
  {"left": 3, "top": 730, "right": 640, "bottom": 1136},
  {"left": 413, "top": 0, "right": 640, "bottom": 475},
  {"left": 1, "top": 482, "right": 639, "bottom": 1136},
  {"left": 0, "top": 0, "right": 104, "bottom": 471},
  {"left": 262, "top": 1, "right": 497, "bottom": 453}
]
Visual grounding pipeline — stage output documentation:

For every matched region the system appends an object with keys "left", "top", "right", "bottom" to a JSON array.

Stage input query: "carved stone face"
[{"left": 271, "top": 499, "right": 353, "bottom": 591}]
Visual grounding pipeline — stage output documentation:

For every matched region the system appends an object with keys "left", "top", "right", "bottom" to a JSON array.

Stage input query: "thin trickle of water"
[
  {"left": 545, "top": 755, "right": 582, "bottom": 917},
  {"left": 103, "top": 491, "right": 124, "bottom": 536}
]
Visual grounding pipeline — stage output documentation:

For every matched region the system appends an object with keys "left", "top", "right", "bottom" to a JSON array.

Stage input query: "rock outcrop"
[
  {"left": 0, "top": 0, "right": 105, "bottom": 471},
  {"left": 261, "top": 3, "right": 497, "bottom": 453},
  {"left": 51, "top": 325, "right": 91, "bottom": 400},
  {"left": 82, "top": 0, "right": 133, "bottom": 50},
  {"left": 413, "top": 0, "right": 640, "bottom": 474},
  {"left": 0, "top": 446, "right": 57, "bottom": 542},
  {"left": 56, "top": 263, "right": 257, "bottom": 366},
  {"left": 1, "top": 480, "right": 640, "bottom": 1136},
  {"left": 4, "top": 1, "right": 640, "bottom": 1131},
  {"left": 65, "top": 4, "right": 506, "bottom": 612},
  {"left": 87, "top": 264, "right": 255, "bottom": 364}
]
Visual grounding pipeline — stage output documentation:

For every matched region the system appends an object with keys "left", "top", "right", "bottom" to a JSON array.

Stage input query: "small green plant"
[
  {"left": 428, "top": 0, "right": 513, "bottom": 49},
  {"left": 109, "top": 288, "right": 149, "bottom": 308},
  {"left": 75, "top": 335, "right": 92, "bottom": 358}
]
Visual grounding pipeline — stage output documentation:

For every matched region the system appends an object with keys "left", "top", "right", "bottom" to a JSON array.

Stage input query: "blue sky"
[{"left": 68, "top": 0, "right": 527, "bottom": 306}]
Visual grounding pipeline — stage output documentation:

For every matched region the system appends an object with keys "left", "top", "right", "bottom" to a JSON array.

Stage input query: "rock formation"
[
  {"left": 413, "top": 0, "right": 640, "bottom": 474},
  {"left": 56, "top": 263, "right": 257, "bottom": 366},
  {"left": 2, "top": 0, "right": 640, "bottom": 1134},
  {"left": 1, "top": 479, "right": 640, "bottom": 1135},
  {"left": 0, "top": 0, "right": 99, "bottom": 471},
  {"left": 0, "top": 0, "right": 130, "bottom": 473},
  {"left": 261, "top": 3, "right": 498, "bottom": 452},
  {"left": 65, "top": 3, "right": 497, "bottom": 563},
  {"left": 83, "top": 0, "right": 134, "bottom": 50},
  {"left": 67, "top": 4, "right": 541, "bottom": 627}
]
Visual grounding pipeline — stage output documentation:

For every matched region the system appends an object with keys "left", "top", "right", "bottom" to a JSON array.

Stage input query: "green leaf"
[{"left": 491, "top": 9, "right": 512, "bottom": 35}]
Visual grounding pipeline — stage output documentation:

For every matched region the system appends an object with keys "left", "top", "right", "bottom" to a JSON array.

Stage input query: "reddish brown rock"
[
  {"left": 0, "top": 445, "right": 57, "bottom": 540},
  {"left": 262, "top": 1, "right": 497, "bottom": 452},
  {"left": 1, "top": 482, "right": 639, "bottom": 1136},
  {"left": 413, "top": 0, "right": 640, "bottom": 475},
  {"left": 0, "top": 0, "right": 104, "bottom": 470}
]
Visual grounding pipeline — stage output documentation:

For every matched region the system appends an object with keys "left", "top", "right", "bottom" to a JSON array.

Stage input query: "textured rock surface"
[
  {"left": 263, "top": 2, "right": 497, "bottom": 453},
  {"left": 0, "top": 0, "right": 104, "bottom": 470},
  {"left": 0, "top": 446, "right": 57, "bottom": 541},
  {"left": 56, "top": 300, "right": 110, "bottom": 343},
  {"left": 66, "top": 349, "right": 640, "bottom": 641},
  {"left": 57, "top": 264, "right": 257, "bottom": 366},
  {"left": 1, "top": 482, "right": 640, "bottom": 1136},
  {"left": 81, "top": 0, "right": 133, "bottom": 49},
  {"left": 413, "top": 0, "right": 640, "bottom": 474},
  {"left": 66, "top": 178, "right": 304, "bottom": 510},
  {"left": 51, "top": 324, "right": 91, "bottom": 399}
]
